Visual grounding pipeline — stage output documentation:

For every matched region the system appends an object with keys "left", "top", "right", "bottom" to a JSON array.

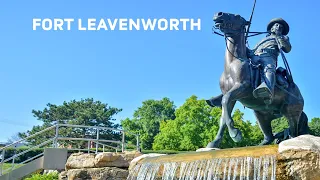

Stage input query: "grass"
[
  {"left": 1, "top": 163, "right": 24, "bottom": 174},
  {"left": 1, "top": 163, "right": 58, "bottom": 180}
]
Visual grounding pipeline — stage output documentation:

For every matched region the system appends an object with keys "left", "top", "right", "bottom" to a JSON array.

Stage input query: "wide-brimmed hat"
[{"left": 267, "top": 18, "right": 289, "bottom": 35}]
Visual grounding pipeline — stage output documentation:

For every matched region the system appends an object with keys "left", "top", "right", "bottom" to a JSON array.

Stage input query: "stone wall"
[{"left": 59, "top": 151, "right": 142, "bottom": 180}]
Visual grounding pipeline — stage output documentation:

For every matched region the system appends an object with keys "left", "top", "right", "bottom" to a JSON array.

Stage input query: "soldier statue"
[{"left": 247, "top": 18, "right": 292, "bottom": 104}]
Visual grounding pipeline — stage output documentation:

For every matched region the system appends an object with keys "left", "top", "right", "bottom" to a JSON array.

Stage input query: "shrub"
[{"left": 24, "top": 172, "right": 59, "bottom": 180}]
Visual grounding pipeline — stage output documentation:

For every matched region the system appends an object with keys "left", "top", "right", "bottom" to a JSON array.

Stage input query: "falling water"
[{"left": 128, "top": 155, "right": 277, "bottom": 180}]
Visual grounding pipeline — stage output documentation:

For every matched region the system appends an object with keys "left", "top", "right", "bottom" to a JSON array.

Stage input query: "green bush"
[{"left": 24, "top": 172, "right": 58, "bottom": 180}]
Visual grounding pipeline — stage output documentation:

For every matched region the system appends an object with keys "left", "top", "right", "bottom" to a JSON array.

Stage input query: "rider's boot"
[{"left": 253, "top": 67, "right": 276, "bottom": 104}]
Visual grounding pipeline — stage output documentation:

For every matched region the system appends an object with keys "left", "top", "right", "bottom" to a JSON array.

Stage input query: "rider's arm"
[{"left": 277, "top": 35, "right": 291, "bottom": 53}]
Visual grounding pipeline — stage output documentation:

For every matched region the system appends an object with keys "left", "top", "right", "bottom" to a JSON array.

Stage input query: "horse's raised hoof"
[
  {"left": 206, "top": 94, "right": 223, "bottom": 108},
  {"left": 230, "top": 128, "right": 242, "bottom": 142},
  {"left": 206, "top": 99, "right": 215, "bottom": 107},
  {"left": 206, "top": 139, "right": 221, "bottom": 148}
]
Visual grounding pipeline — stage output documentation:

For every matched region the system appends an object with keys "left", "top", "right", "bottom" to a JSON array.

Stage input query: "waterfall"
[{"left": 128, "top": 155, "right": 277, "bottom": 180}]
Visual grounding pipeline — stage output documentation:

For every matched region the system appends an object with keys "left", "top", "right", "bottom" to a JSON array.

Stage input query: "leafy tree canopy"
[
  {"left": 20, "top": 98, "right": 122, "bottom": 147},
  {"left": 153, "top": 95, "right": 264, "bottom": 151},
  {"left": 309, "top": 118, "right": 320, "bottom": 136},
  {"left": 121, "top": 97, "right": 176, "bottom": 150}
]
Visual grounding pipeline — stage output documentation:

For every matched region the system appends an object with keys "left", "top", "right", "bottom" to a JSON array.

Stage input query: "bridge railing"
[{"left": 0, "top": 123, "right": 140, "bottom": 176}]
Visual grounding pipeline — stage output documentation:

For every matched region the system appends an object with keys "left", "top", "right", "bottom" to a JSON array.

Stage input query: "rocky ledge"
[
  {"left": 58, "top": 150, "right": 167, "bottom": 180},
  {"left": 59, "top": 151, "right": 143, "bottom": 180},
  {"left": 277, "top": 135, "right": 320, "bottom": 180},
  {"left": 59, "top": 167, "right": 129, "bottom": 180}
]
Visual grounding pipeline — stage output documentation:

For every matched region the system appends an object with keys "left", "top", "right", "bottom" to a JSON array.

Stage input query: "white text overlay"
[{"left": 32, "top": 18, "right": 202, "bottom": 31}]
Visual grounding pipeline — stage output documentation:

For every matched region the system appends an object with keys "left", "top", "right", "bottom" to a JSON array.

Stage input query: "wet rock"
[
  {"left": 129, "top": 153, "right": 167, "bottom": 171},
  {"left": 196, "top": 148, "right": 220, "bottom": 152},
  {"left": 59, "top": 167, "right": 128, "bottom": 180}
]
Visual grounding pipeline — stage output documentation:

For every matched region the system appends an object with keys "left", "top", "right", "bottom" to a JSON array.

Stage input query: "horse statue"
[{"left": 206, "top": 12, "right": 310, "bottom": 148}]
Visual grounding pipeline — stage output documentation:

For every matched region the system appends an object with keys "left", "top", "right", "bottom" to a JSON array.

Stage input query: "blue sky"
[{"left": 0, "top": 0, "right": 319, "bottom": 142}]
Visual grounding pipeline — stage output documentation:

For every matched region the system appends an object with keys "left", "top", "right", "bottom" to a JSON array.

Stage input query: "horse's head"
[{"left": 213, "top": 12, "right": 249, "bottom": 36}]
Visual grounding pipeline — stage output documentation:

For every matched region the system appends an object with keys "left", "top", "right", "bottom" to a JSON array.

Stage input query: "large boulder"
[
  {"left": 277, "top": 149, "right": 320, "bottom": 180},
  {"left": 279, "top": 135, "right": 320, "bottom": 153},
  {"left": 59, "top": 167, "right": 128, "bottom": 180},
  {"left": 65, "top": 153, "right": 95, "bottom": 170},
  {"left": 65, "top": 151, "right": 143, "bottom": 170},
  {"left": 94, "top": 151, "right": 142, "bottom": 168},
  {"left": 277, "top": 135, "right": 320, "bottom": 180}
]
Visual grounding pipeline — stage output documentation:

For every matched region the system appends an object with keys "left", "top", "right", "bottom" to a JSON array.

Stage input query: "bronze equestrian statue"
[
  {"left": 206, "top": 12, "right": 309, "bottom": 148},
  {"left": 249, "top": 18, "right": 291, "bottom": 105}
]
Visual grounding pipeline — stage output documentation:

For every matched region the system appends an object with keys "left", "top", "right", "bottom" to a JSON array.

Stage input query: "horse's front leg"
[
  {"left": 207, "top": 82, "right": 250, "bottom": 148},
  {"left": 206, "top": 100, "right": 236, "bottom": 148},
  {"left": 222, "top": 82, "right": 251, "bottom": 142}
]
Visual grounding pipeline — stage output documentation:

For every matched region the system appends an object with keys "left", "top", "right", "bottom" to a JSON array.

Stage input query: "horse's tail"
[{"left": 206, "top": 94, "right": 223, "bottom": 108}]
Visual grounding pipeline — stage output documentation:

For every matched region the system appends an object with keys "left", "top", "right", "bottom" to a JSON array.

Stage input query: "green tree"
[
  {"left": 152, "top": 119, "right": 182, "bottom": 150},
  {"left": 153, "top": 95, "right": 214, "bottom": 151},
  {"left": 271, "top": 117, "right": 289, "bottom": 134},
  {"left": 309, "top": 118, "right": 320, "bottom": 136},
  {"left": 121, "top": 97, "right": 176, "bottom": 150},
  {"left": 249, "top": 123, "right": 264, "bottom": 145},
  {"left": 120, "top": 118, "right": 141, "bottom": 148},
  {"left": 19, "top": 98, "right": 122, "bottom": 148},
  {"left": 153, "top": 95, "right": 260, "bottom": 151}
]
